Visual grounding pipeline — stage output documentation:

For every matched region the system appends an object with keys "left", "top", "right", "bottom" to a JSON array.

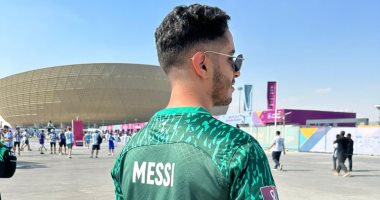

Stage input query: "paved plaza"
[{"left": 1, "top": 139, "right": 379, "bottom": 200}]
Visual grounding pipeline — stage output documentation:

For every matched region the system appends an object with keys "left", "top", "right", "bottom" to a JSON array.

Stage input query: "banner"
[
  {"left": 267, "top": 81, "right": 277, "bottom": 110},
  {"left": 217, "top": 113, "right": 250, "bottom": 126},
  {"left": 244, "top": 85, "right": 253, "bottom": 111},
  {"left": 72, "top": 119, "right": 84, "bottom": 146}
]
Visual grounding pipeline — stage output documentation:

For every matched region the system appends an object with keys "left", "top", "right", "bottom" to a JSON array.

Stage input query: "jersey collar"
[{"left": 153, "top": 107, "right": 210, "bottom": 117}]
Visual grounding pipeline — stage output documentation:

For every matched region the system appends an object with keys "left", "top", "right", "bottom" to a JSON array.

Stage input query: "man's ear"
[{"left": 191, "top": 52, "right": 209, "bottom": 79}]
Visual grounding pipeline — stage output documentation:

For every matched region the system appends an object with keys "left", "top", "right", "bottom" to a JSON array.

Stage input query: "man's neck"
[{"left": 166, "top": 85, "right": 213, "bottom": 112}]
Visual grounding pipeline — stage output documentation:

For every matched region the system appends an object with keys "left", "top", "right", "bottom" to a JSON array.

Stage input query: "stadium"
[{"left": 0, "top": 63, "right": 227, "bottom": 128}]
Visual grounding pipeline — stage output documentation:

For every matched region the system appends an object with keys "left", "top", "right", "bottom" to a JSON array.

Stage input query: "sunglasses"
[{"left": 204, "top": 51, "right": 244, "bottom": 72}]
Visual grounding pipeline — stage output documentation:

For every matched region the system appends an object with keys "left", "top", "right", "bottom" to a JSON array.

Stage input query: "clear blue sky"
[{"left": 1, "top": 0, "right": 379, "bottom": 121}]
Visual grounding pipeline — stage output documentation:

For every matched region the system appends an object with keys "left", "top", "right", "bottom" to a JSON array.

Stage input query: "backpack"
[
  {"left": 97, "top": 134, "right": 103, "bottom": 144},
  {"left": 0, "top": 145, "right": 17, "bottom": 178}
]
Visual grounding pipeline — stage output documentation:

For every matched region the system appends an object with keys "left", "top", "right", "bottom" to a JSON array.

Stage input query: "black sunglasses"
[{"left": 204, "top": 51, "right": 244, "bottom": 72}]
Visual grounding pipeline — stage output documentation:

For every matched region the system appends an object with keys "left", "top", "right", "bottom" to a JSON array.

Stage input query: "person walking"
[
  {"left": 21, "top": 128, "right": 32, "bottom": 151},
  {"left": 91, "top": 130, "right": 101, "bottom": 158},
  {"left": 39, "top": 130, "right": 47, "bottom": 154},
  {"left": 65, "top": 127, "right": 74, "bottom": 158},
  {"left": 269, "top": 131, "right": 286, "bottom": 170},
  {"left": 111, "top": 4, "right": 277, "bottom": 199},
  {"left": 49, "top": 129, "right": 58, "bottom": 154},
  {"left": 332, "top": 134, "right": 339, "bottom": 171},
  {"left": 13, "top": 127, "right": 22, "bottom": 156},
  {"left": 83, "top": 131, "right": 91, "bottom": 149},
  {"left": 1, "top": 125, "right": 13, "bottom": 151},
  {"left": 334, "top": 131, "right": 351, "bottom": 177},
  {"left": 346, "top": 133, "right": 354, "bottom": 171},
  {"left": 108, "top": 133, "right": 115, "bottom": 156},
  {"left": 58, "top": 130, "right": 67, "bottom": 155}
]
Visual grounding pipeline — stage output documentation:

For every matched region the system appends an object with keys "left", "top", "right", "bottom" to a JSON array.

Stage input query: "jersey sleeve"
[
  {"left": 229, "top": 140, "right": 278, "bottom": 200},
  {"left": 111, "top": 149, "right": 128, "bottom": 200}
]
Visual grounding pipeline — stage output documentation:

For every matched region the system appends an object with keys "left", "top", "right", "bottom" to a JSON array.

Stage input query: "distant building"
[
  {"left": 256, "top": 109, "right": 356, "bottom": 127},
  {"left": 0, "top": 63, "right": 227, "bottom": 127}
]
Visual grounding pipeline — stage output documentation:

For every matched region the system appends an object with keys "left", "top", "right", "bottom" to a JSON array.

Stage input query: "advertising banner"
[
  {"left": 267, "top": 81, "right": 277, "bottom": 110},
  {"left": 72, "top": 119, "right": 84, "bottom": 146}
]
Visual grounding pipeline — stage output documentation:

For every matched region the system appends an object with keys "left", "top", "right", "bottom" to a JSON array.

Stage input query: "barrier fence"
[
  {"left": 101, "top": 122, "right": 380, "bottom": 155},
  {"left": 241, "top": 125, "right": 380, "bottom": 155}
]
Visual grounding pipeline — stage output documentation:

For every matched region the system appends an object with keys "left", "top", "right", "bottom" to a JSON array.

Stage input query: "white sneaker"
[
  {"left": 279, "top": 164, "right": 283, "bottom": 171},
  {"left": 343, "top": 172, "right": 351, "bottom": 177}
]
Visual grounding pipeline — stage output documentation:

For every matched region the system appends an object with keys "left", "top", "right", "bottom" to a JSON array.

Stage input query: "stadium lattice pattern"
[{"left": 0, "top": 63, "right": 171, "bottom": 127}]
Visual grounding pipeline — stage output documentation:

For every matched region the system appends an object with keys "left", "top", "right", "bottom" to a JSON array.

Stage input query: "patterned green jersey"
[{"left": 111, "top": 107, "right": 278, "bottom": 200}]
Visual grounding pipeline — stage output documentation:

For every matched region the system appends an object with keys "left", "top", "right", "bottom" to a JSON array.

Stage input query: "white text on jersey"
[{"left": 132, "top": 161, "right": 175, "bottom": 187}]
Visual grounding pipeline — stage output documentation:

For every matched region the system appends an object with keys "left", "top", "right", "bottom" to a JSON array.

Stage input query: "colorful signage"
[{"left": 267, "top": 81, "right": 277, "bottom": 110}]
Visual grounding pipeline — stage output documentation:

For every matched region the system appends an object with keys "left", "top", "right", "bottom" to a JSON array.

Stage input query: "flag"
[
  {"left": 267, "top": 81, "right": 277, "bottom": 110},
  {"left": 244, "top": 85, "right": 253, "bottom": 111}
]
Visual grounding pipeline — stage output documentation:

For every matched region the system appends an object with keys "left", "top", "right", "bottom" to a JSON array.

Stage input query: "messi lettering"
[{"left": 132, "top": 161, "right": 175, "bottom": 187}]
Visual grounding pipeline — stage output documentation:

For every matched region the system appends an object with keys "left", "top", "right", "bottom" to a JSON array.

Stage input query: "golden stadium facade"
[{"left": 0, "top": 63, "right": 227, "bottom": 127}]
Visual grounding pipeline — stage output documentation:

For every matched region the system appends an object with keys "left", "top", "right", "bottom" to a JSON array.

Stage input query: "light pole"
[
  {"left": 283, "top": 112, "right": 292, "bottom": 135},
  {"left": 375, "top": 105, "right": 380, "bottom": 125},
  {"left": 237, "top": 87, "right": 243, "bottom": 114}
]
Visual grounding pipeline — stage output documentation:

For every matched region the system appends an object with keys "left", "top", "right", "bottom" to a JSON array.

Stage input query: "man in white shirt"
[
  {"left": 49, "top": 129, "right": 58, "bottom": 154},
  {"left": 64, "top": 127, "right": 74, "bottom": 158},
  {"left": 13, "top": 127, "right": 22, "bottom": 155},
  {"left": 1, "top": 125, "right": 13, "bottom": 151},
  {"left": 91, "top": 130, "right": 101, "bottom": 158},
  {"left": 269, "top": 131, "right": 286, "bottom": 170},
  {"left": 21, "top": 129, "right": 32, "bottom": 151}
]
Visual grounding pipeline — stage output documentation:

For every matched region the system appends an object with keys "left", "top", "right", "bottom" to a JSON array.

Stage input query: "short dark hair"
[
  {"left": 340, "top": 131, "right": 345, "bottom": 136},
  {"left": 155, "top": 4, "right": 230, "bottom": 74},
  {"left": 276, "top": 131, "right": 281, "bottom": 135}
]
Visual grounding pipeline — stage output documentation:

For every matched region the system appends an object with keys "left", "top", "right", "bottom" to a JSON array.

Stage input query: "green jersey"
[{"left": 112, "top": 107, "right": 277, "bottom": 200}]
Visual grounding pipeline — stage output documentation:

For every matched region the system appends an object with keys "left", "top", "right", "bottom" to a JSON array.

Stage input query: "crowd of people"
[
  {"left": 267, "top": 129, "right": 355, "bottom": 177},
  {"left": 0, "top": 122, "right": 356, "bottom": 174},
  {"left": 0, "top": 123, "right": 135, "bottom": 159}
]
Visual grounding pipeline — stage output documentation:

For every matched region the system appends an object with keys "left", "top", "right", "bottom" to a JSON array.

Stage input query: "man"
[
  {"left": 269, "top": 131, "right": 285, "bottom": 170},
  {"left": 1, "top": 126, "right": 13, "bottom": 151},
  {"left": 112, "top": 4, "right": 277, "bottom": 200},
  {"left": 21, "top": 129, "right": 32, "bottom": 151},
  {"left": 58, "top": 130, "right": 67, "bottom": 155},
  {"left": 13, "top": 127, "right": 22, "bottom": 156},
  {"left": 346, "top": 133, "right": 354, "bottom": 171},
  {"left": 108, "top": 133, "right": 115, "bottom": 156},
  {"left": 91, "top": 130, "right": 101, "bottom": 158},
  {"left": 333, "top": 131, "right": 351, "bottom": 177},
  {"left": 332, "top": 134, "right": 339, "bottom": 171},
  {"left": 65, "top": 127, "right": 74, "bottom": 158},
  {"left": 39, "top": 130, "right": 47, "bottom": 154},
  {"left": 49, "top": 129, "right": 58, "bottom": 154},
  {"left": 47, "top": 120, "right": 54, "bottom": 133}
]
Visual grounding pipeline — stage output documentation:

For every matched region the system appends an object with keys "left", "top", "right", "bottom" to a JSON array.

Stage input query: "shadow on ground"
[
  {"left": 352, "top": 169, "right": 380, "bottom": 172},
  {"left": 16, "top": 161, "right": 47, "bottom": 169},
  {"left": 279, "top": 169, "right": 313, "bottom": 172}
]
